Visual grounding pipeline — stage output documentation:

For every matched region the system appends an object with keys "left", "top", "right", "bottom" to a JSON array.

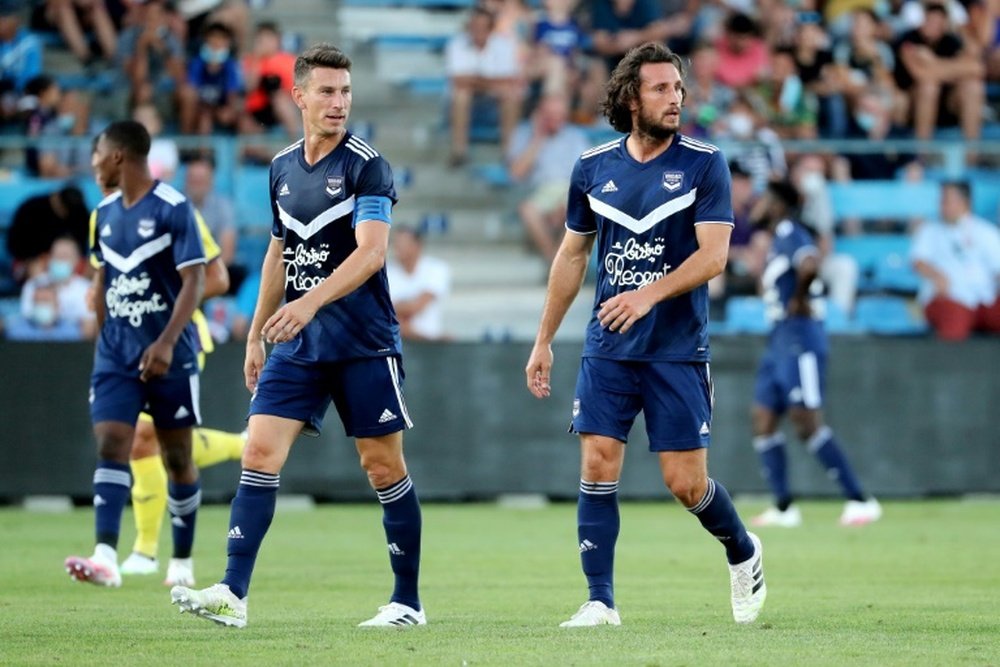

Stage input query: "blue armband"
[{"left": 354, "top": 195, "right": 392, "bottom": 227}]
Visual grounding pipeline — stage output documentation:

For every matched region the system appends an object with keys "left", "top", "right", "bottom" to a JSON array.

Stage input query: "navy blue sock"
[
  {"left": 688, "top": 478, "right": 755, "bottom": 565},
  {"left": 809, "top": 426, "right": 865, "bottom": 502},
  {"left": 94, "top": 460, "right": 131, "bottom": 549},
  {"left": 754, "top": 433, "right": 792, "bottom": 510},
  {"left": 168, "top": 480, "right": 201, "bottom": 559},
  {"left": 222, "top": 470, "right": 278, "bottom": 599},
  {"left": 376, "top": 475, "right": 422, "bottom": 611},
  {"left": 578, "top": 480, "right": 619, "bottom": 608}
]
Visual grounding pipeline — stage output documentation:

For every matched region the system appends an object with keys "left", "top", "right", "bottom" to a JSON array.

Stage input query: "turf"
[{"left": 0, "top": 500, "right": 997, "bottom": 666}]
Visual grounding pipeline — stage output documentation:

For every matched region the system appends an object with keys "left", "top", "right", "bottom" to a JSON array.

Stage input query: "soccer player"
[
  {"left": 171, "top": 44, "right": 422, "bottom": 629},
  {"left": 748, "top": 180, "right": 882, "bottom": 528},
  {"left": 65, "top": 120, "right": 206, "bottom": 588},
  {"left": 525, "top": 42, "right": 766, "bottom": 627}
]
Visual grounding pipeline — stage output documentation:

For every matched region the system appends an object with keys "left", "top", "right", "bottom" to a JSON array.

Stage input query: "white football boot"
[
  {"left": 164, "top": 557, "right": 195, "bottom": 587},
  {"left": 120, "top": 553, "right": 159, "bottom": 576},
  {"left": 171, "top": 583, "right": 247, "bottom": 628},
  {"left": 64, "top": 544, "right": 122, "bottom": 588},
  {"left": 559, "top": 601, "right": 621, "bottom": 627},
  {"left": 840, "top": 498, "right": 882, "bottom": 526},
  {"left": 729, "top": 532, "right": 767, "bottom": 624},
  {"left": 358, "top": 602, "right": 426, "bottom": 627},
  {"left": 751, "top": 505, "right": 803, "bottom": 528}
]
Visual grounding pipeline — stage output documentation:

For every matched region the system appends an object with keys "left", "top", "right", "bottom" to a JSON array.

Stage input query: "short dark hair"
[
  {"left": 925, "top": 2, "right": 949, "bottom": 18},
  {"left": 255, "top": 20, "right": 280, "bottom": 36},
  {"left": 100, "top": 120, "right": 151, "bottom": 160},
  {"left": 294, "top": 43, "right": 352, "bottom": 87},
  {"left": 726, "top": 12, "right": 758, "bottom": 36},
  {"left": 203, "top": 21, "right": 233, "bottom": 40},
  {"left": 395, "top": 224, "right": 423, "bottom": 242},
  {"left": 942, "top": 180, "right": 971, "bottom": 203},
  {"left": 24, "top": 74, "right": 55, "bottom": 97},
  {"left": 601, "top": 42, "right": 685, "bottom": 134},
  {"left": 767, "top": 179, "right": 801, "bottom": 211}
]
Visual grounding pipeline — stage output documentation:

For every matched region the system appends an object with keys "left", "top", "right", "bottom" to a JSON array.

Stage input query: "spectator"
[
  {"left": 911, "top": 181, "right": 1000, "bottom": 341},
  {"left": 445, "top": 6, "right": 522, "bottom": 166},
  {"left": 714, "top": 12, "right": 769, "bottom": 89},
  {"left": 6, "top": 185, "right": 89, "bottom": 281},
  {"left": 894, "top": 2, "right": 984, "bottom": 142},
  {"left": 590, "top": 0, "right": 686, "bottom": 76},
  {"left": 757, "top": 46, "right": 817, "bottom": 138},
  {"left": 5, "top": 279, "right": 84, "bottom": 341},
  {"left": 506, "top": 92, "right": 589, "bottom": 263},
  {"left": 133, "top": 102, "right": 178, "bottom": 182},
  {"left": 35, "top": 0, "right": 118, "bottom": 66},
  {"left": 0, "top": 1, "right": 42, "bottom": 123},
  {"left": 183, "top": 21, "right": 244, "bottom": 135},
  {"left": 22, "top": 75, "right": 90, "bottom": 178},
  {"left": 176, "top": 0, "right": 250, "bottom": 55},
  {"left": 19, "top": 235, "right": 94, "bottom": 338},
  {"left": 117, "top": 0, "right": 188, "bottom": 116},
  {"left": 239, "top": 21, "right": 298, "bottom": 138},
  {"left": 724, "top": 94, "right": 787, "bottom": 192},
  {"left": 711, "top": 161, "right": 767, "bottom": 298},
  {"left": 386, "top": 225, "right": 451, "bottom": 341},
  {"left": 681, "top": 42, "right": 735, "bottom": 138},
  {"left": 184, "top": 156, "right": 244, "bottom": 291}
]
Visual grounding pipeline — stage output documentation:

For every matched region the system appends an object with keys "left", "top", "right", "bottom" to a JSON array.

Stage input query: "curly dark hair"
[{"left": 600, "top": 43, "right": 685, "bottom": 134}]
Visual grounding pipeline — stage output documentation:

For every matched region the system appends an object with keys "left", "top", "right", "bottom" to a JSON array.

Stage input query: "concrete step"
[{"left": 442, "top": 283, "right": 594, "bottom": 342}]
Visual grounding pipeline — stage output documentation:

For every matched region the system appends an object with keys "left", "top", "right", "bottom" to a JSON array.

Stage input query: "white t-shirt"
[
  {"left": 445, "top": 32, "right": 519, "bottom": 79},
  {"left": 20, "top": 275, "right": 94, "bottom": 325},
  {"left": 911, "top": 214, "right": 1000, "bottom": 307},
  {"left": 386, "top": 256, "right": 451, "bottom": 339}
]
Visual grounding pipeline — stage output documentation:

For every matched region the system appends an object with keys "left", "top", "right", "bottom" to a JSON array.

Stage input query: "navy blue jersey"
[
  {"left": 761, "top": 219, "right": 827, "bottom": 353},
  {"left": 567, "top": 134, "right": 734, "bottom": 362},
  {"left": 269, "top": 133, "right": 400, "bottom": 363},
  {"left": 90, "top": 182, "right": 206, "bottom": 376}
]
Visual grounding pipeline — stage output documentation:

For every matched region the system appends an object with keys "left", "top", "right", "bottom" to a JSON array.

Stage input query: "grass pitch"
[{"left": 0, "top": 500, "right": 997, "bottom": 666}]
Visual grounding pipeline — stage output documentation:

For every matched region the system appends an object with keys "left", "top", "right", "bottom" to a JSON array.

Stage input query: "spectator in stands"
[
  {"left": 19, "top": 234, "right": 94, "bottom": 338},
  {"left": 118, "top": 0, "right": 189, "bottom": 116},
  {"left": 176, "top": 0, "right": 250, "bottom": 55},
  {"left": 386, "top": 225, "right": 451, "bottom": 341},
  {"left": 184, "top": 156, "right": 244, "bottom": 291},
  {"left": 22, "top": 75, "right": 90, "bottom": 178},
  {"left": 714, "top": 12, "right": 769, "bottom": 89},
  {"left": 445, "top": 6, "right": 522, "bottom": 167},
  {"left": 711, "top": 161, "right": 767, "bottom": 299},
  {"left": 506, "top": 92, "right": 589, "bottom": 263},
  {"left": 35, "top": 0, "right": 118, "bottom": 66},
  {"left": 911, "top": 181, "right": 1000, "bottom": 341},
  {"left": 5, "top": 278, "right": 84, "bottom": 341},
  {"left": 239, "top": 21, "right": 298, "bottom": 139},
  {"left": 590, "top": 0, "right": 686, "bottom": 76},
  {"left": 894, "top": 2, "right": 985, "bottom": 142},
  {"left": 757, "top": 46, "right": 818, "bottom": 138},
  {"left": 681, "top": 42, "right": 735, "bottom": 138},
  {"left": 0, "top": 1, "right": 42, "bottom": 124},
  {"left": 792, "top": 13, "right": 852, "bottom": 139},
  {"left": 724, "top": 94, "right": 787, "bottom": 193},
  {"left": 133, "top": 102, "right": 178, "bottom": 182},
  {"left": 6, "top": 185, "right": 89, "bottom": 281},
  {"left": 183, "top": 21, "right": 244, "bottom": 135}
]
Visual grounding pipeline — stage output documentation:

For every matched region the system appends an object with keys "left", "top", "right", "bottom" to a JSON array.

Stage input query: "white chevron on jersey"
[
  {"left": 277, "top": 196, "right": 356, "bottom": 239},
  {"left": 586, "top": 188, "right": 698, "bottom": 235},
  {"left": 100, "top": 234, "right": 172, "bottom": 274}
]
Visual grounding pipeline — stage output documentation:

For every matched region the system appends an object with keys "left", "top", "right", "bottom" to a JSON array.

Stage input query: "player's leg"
[
  {"left": 156, "top": 425, "right": 200, "bottom": 586},
  {"left": 646, "top": 362, "right": 764, "bottom": 623},
  {"left": 123, "top": 415, "right": 167, "bottom": 575},
  {"left": 559, "top": 358, "right": 639, "bottom": 627},
  {"left": 750, "top": 351, "right": 799, "bottom": 526},
  {"left": 191, "top": 427, "right": 246, "bottom": 467}
]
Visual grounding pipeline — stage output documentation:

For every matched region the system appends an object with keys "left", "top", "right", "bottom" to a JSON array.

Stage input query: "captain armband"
[{"left": 354, "top": 195, "right": 392, "bottom": 227}]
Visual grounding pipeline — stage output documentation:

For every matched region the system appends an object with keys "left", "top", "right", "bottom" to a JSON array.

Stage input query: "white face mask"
[
  {"left": 32, "top": 303, "right": 57, "bottom": 327},
  {"left": 728, "top": 112, "right": 754, "bottom": 139},
  {"left": 799, "top": 170, "right": 824, "bottom": 195}
]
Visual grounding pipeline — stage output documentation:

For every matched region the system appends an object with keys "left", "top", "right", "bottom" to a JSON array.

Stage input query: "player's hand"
[
  {"left": 139, "top": 339, "right": 174, "bottom": 382},
  {"left": 525, "top": 343, "right": 554, "bottom": 399},
  {"left": 244, "top": 337, "right": 265, "bottom": 393},
  {"left": 787, "top": 295, "right": 812, "bottom": 318},
  {"left": 261, "top": 296, "right": 319, "bottom": 344},
  {"left": 598, "top": 289, "right": 656, "bottom": 333},
  {"left": 932, "top": 274, "right": 949, "bottom": 296}
]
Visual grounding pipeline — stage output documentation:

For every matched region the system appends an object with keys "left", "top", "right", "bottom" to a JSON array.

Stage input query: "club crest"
[
  {"left": 662, "top": 171, "right": 684, "bottom": 192},
  {"left": 137, "top": 218, "right": 156, "bottom": 238},
  {"left": 325, "top": 176, "right": 344, "bottom": 198}
]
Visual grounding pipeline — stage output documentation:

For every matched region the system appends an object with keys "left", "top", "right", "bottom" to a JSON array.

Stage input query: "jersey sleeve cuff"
[
  {"left": 693, "top": 220, "right": 735, "bottom": 226},
  {"left": 565, "top": 222, "right": 597, "bottom": 235},
  {"left": 792, "top": 245, "right": 820, "bottom": 266},
  {"left": 176, "top": 256, "right": 207, "bottom": 270}
]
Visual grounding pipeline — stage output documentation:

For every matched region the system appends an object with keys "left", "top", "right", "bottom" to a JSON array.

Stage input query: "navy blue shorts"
[
  {"left": 248, "top": 354, "right": 412, "bottom": 438},
  {"left": 90, "top": 369, "right": 201, "bottom": 429},
  {"left": 570, "top": 357, "right": 714, "bottom": 451},
  {"left": 754, "top": 346, "right": 827, "bottom": 415}
]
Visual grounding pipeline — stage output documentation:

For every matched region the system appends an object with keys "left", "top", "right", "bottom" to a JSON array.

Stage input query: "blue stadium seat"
[
  {"left": 835, "top": 234, "right": 911, "bottom": 292},
  {"left": 472, "top": 162, "right": 512, "bottom": 188},
  {"left": 853, "top": 295, "right": 928, "bottom": 336},
  {"left": 828, "top": 181, "right": 938, "bottom": 223},
  {"left": 235, "top": 232, "right": 271, "bottom": 270},
  {"left": 872, "top": 251, "right": 920, "bottom": 294},
  {"left": 824, "top": 299, "right": 860, "bottom": 335},
  {"left": 233, "top": 166, "right": 272, "bottom": 230},
  {"left": 724, "top": 296, "right": 769, "bottom": 335}
]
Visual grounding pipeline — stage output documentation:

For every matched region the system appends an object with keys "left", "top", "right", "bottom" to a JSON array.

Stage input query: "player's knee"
[
  {"left": 665, "top": 475, "right": 707, "bottom": 508},
  {"left": 160, "top": 445, "right": 192, "bottom": 475},
  {"left": 131, "top": 423, "right": 160, "bottom": 459},
  {"left": 362, "top": 461, "right": 403, "bottom": 489},
  {"left": 96, "top": 432, "right": 131, "bottom": 463},
  {"left": 241, "top": 440, "right": 280, "bottom": 473}
]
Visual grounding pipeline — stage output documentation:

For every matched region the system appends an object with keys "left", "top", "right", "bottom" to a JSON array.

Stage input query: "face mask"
[
  {"left": 855, "top": 111, "right": 877, "bottom": 132},
  {"left": 200, "top": 45, "right": 230, "bottom": 65},
  {"left": 728, "top": 112, "right": 753, "bottom": 139},
  {"left": 56, "top": 113, "right": 76, "bottom": 132},
  {"left": 32, "top": 303, "right": 57, "bottom": 327},
  {"left": 48, "top": 259, "right": 73, "bottom": 282},
  {"left": 799, "top": 170, "right": 824, "bottom": 195}
]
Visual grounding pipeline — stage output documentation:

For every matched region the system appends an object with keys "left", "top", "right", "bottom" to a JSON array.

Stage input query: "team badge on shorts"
[
  {"left": 325, "top": 176, "right": 344, "bottom": 198},
  {"left": 662, "top": 171, "right": 684, "bottom": 192}
]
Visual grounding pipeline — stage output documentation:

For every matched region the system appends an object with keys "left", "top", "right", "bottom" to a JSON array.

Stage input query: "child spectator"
[{"left": 182, "top": 21, "right": 244, "bottom": 135}]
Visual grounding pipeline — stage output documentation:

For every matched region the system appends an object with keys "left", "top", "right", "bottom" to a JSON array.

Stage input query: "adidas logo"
[
  {"left": 388, "top": 542, "right": 405, "bottom": 556},
  {"left": 172, "top": 516, "right": 186, "bottom": 528},
  {"left": 378, "top": 408, "right": 397, "bottom": 424},
  {"left": 100, "top": 224, "right": 112, "bottom": 238},
  {"left": 601, "top": 180, "right": 618, "bottom": 193},
  {"left": 228, "top": 526, "right": 244, "bottom": 540},
  {"left": 279, "top": 183, "right": 290, "bottom": 196},
  {"left": 174, "top": 406, "right": 190, "bottom": 419},
  {"left": 699, "top": 422, "right": 710, "bottom": 436},
  {"left": 579, "top": 539, "right": 597, "bottom": 553},
  {"left": 93, "top": 494, "right": 106, "bottom": 507}
]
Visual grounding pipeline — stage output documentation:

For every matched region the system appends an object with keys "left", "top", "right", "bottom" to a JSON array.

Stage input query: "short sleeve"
[
  {"left": 910, "top": 224, "right": 936, "bottom": 263},
  {"left": 693, "top": 150, "right": 734, "bottom": 225},
  {"left": 354, "top": 156, "right": 398, "bottom": 203},
  {"left": 269, "top": 162, "right": 283, "bottom": 240},
  {"left": 195, "top": 209, "right": 222, "bottom": 263},
  {"left": 426, "top": 259, "right": 451, "bottom": 298},
  {"left": 89, "top": 209, "right": 103, "bottom": 269},
  {"left": 565, "top": 158, "right": 596, "bottom": 234},
  {"left": 226, "top": 59, "right": 244, "bottom": 93},
  {"left": 445, "top": 36, "right": 474, "bottom": 76},
  {"left": 171, "top": 201, "right": 207, "bottom": 269}
]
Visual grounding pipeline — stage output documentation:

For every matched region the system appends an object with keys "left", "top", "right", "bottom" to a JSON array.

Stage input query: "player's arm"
[
  {"left": 244, "top": 236, "right": 287, "bottom": 391},
  {"left": 788, "top": 247, "right": 820, "bottom": 317},
  {"left": 195, "top": 208, "right": 230, "bottom": 299},
  {"left": 90, "top": 266, "right": 105, "bottom": 330},
  {"left": 526, "top": 229, "right": 595, "bottom": 398},
  {"left": 139, "top": 263, "right": 205, "bottom": 381},
  {"left": 263, "top": 217, "right": 389, "bottom": 344}
]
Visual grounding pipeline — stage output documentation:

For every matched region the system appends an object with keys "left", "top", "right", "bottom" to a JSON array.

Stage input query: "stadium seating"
[
  {"left": 828, "top": 181, "right": 938, "bottom": 225},
  {"left": 233, "top": 166, "right": 272, "bottom": 229},
  {"left": 835, "top": 234, "right": 913, "bottom": 293},
  {"left": 853, "top": 295, "right": 929, "bottom": 336},
  {"left": 723, "top": 296, "right": 770, "bottom": 335}
]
